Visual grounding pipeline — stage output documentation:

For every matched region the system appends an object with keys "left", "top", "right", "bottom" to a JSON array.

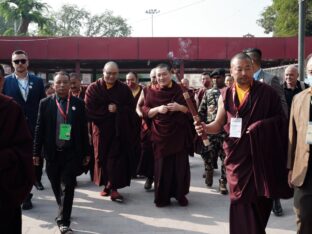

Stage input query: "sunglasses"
[{"left": 13, "top": 59, "right": 27, "bottom": 64}]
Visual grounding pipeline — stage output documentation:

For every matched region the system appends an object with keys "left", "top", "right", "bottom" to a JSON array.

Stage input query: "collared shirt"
[
  {"left": 15, "top": 73, "right": 29, "bottom": 101},
  {"left": 253, "top": 69, "right": 262, "bottom": 81}
]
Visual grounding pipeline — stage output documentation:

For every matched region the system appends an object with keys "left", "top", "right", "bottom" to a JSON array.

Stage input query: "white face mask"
[{"left": 305, "top": 74, "right": 312, "bottom": 86}]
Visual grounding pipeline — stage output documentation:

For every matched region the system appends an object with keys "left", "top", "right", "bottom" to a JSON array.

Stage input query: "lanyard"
[
  {"left": 15, "top": 74, "right": 29, "bottom": 99},
  {"left": 55, "top": 95, "right": 70, "bottom": 122}
]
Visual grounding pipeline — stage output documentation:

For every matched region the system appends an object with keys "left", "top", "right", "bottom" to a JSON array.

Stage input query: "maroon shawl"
[
  {"left": 142, "top": 81, "right": 193, "bottom": 159},
  {"left": 221, "top": 81, "right": 292, "bottom": 203},
  {"left": 0, "top": 94, "right": 34, "bottom": 209},
  {"left": 85, "top": 79, "right": 137, "bottom": 187}
]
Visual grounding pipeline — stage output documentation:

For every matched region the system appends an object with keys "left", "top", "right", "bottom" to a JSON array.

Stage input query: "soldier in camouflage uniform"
[{"left": 198, "top": 68, "right": 228, "bottom": 195}]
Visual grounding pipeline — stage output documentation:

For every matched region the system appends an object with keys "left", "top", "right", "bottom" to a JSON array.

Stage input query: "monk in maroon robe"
[
  {"left": 0, "top": 94, "right": 34, "bottom": 233},
  {"left": 85, "top": 61, "right": 136, "bottom": 202},
  {"left": 126, "top": 71, "right": 143, "bottom": 177},
  {"left": 142, "top": 63, "right": 193, "bottom": 207},
  {"left": 195, "top": 53, "right": 292, "bottom": 233}
]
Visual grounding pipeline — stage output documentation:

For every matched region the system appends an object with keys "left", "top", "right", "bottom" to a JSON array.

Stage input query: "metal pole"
[
  {"left": 298, "top": 0, "right": 306, "bottom": 81},
  {"left": 151, "top": 14, "right": 154, "bottom": 37}
]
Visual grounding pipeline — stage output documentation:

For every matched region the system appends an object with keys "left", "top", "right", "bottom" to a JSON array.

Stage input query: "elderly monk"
[
  {"left": 0, "top": 93, "right": 34, "bottom": 234},
  {"left": 142, "top": 63, "right": 193, "bottom": 207},
  {"left": 85, "top": 61, "right": 136, "bottom": 202},
  {"left": 195, "top": 53, "right": 292, "bottom": 234}
]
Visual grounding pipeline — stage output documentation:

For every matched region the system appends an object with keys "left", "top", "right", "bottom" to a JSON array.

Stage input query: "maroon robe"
[
  {"left": 0, "top": 94, "right": 34, "bottom": 225},
  {"left": 221, "top": 81, "right": 292, "bottom": 234},
  {"left": 137, "top": 86, "right": 155, "bottom": 178},
  {"left": 85, "top": 79, "right": 136, "bottom": 189},
  {"left": 142, "top": 81, "right": 193, "bottom": 204}
]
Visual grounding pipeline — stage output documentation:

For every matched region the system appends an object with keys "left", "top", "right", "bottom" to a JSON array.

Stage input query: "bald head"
[
  {"left": 181, "top": 78, "right": 190, "bottom": 89},
  {"left": 284, "top": 65, "right": 298, "bottom": 88},
  {"left": 230, "top": 53, "right": 254, "bottom": 89},
  {"left": 103, "top": 61, "right": 119, "bottom": 85},
  {"left": 150, "top": 68, "right": 157, "bottom": 85}
]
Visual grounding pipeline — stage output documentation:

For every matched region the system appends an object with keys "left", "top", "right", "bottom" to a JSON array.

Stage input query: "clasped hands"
[{"left": 157, "top": 102, "right": 183, "bottom": 114}]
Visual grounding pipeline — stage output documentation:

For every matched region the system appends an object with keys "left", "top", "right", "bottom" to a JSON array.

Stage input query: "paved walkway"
[{"left": 22, "top": 155, "right": 296, "bottom": 234}]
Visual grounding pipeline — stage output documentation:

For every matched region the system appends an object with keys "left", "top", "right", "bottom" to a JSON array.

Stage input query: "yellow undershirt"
[
  {"left": 235, "top": 83, "right": 250, "bottom": 104},
  {"left": 106, "top": 83, "right": 114, "bottom": 89},
  {"left": 132, "top": 86, "right": 141, "bottom": 97}
]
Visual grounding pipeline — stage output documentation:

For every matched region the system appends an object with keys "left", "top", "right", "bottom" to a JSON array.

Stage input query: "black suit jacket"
[
  {"left": 33, "top": 95, "right": 90, "bottom": 163},
  {"left": 3, "top": 73, "right": 45, "bottom": 136}
]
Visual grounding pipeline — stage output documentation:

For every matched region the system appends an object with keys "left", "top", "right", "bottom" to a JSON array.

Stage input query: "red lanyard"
[{"left": 56, "top": 95, "right": 70, "bottom": 122}]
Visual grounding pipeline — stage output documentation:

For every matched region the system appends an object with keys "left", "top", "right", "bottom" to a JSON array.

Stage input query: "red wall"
[{"left": 0, "top": 36, "right": 311, "bottom": 61}]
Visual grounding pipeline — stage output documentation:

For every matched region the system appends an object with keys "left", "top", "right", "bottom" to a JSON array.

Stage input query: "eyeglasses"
[{"left": 13, "top": 59, "right": 27, "bottom": 64}]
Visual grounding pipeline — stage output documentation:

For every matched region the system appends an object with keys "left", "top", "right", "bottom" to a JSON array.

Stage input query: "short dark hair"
[
  {"left": 155, "top": 63, "right": 172, "bottom": 72},
  {"left": 126, "top": 71, "right": 138, "bottom": 80},
  {"left": 69, "top": 72, "right": 81, "bottom": 81},
  {"left": 0, "top": 64, "right": 4, "bottom": 77},
  {"left": 44, "top": 83, "right": 53, "bottom": 91},
  {"left": 201, "top": 72, "right": 210, "bottom": 76},
  {"left": 12, "top": 50, "right": 28, "bottom": 57},
  {"left": 231, "top": 52, "right": 253, "bottom": 66},
  {"left": 243, "top": 48, "right": 262, "bottom": 65},
  {"left": 54, "top": 70, "right": 70, "bottom": 80}
]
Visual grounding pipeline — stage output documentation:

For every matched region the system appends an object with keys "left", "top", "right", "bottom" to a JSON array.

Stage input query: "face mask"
[{"left": 305, "top": 75, "right": 312, "bottom": 86}]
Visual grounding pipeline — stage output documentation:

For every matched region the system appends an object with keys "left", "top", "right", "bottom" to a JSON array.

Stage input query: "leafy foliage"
[{"left": 257, "top": 0, "right": 312, "bottom": 36}]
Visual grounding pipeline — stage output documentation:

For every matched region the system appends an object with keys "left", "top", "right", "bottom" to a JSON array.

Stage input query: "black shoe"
[
  {"left": 272, "top": 199, "right": 283, "bottom": 216},
  {"left": 205, "top": 169, "right": 213, "bottom": 187},
  {"left": 219, "top": 179, "right": 228, "bottom": 195},
  {"left": 144, "top": 178, "right": 153, "bottom": 190},
  {"left": 22, "top": 193, "right": 33, "bottom": 210},
  {"left": 59, "top": 225, "right": 73, "bottom": 234},
  {"left": 34, "top": 181, "right": 44, "bottom": 190}
]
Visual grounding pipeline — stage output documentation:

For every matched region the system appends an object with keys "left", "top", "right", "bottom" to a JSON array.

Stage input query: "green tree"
[
  {"left": 85, "top": 10, "right": 131, "bottom": 37},
  {"left": 0, "top": 0, "right": 50, "bottom": 35},
  {"left": 257, "top": 0, "right": 312, "bottom": 36},
  {"left": 47, "top": 4, "right": 131, "bottom": 37}
]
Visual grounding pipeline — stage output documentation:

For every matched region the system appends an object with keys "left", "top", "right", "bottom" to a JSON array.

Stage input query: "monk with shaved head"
[
  {"left": 195, "top": 53, "right": 292, "bottom": 234},
  {"left": 85, "top": 61, "right": 137, "bottom": 202}
]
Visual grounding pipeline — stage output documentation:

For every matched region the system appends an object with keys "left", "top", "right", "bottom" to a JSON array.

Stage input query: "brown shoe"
[
  {"left": 100, "top": 186, "right": 111, "bottom": 196},
  {"left": 205, "top": 169, "right": 213, "bottom": 187},
  {"left": 111, "top": 190, "right": 123, "bottom": 202},
  {"left": 219, "top": 179, "right": 228, "bottom": 195}
]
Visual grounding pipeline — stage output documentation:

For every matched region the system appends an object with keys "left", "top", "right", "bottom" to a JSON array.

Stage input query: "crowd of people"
[{"left": 0, "top": 48, "right": 312, "bottom": 234}]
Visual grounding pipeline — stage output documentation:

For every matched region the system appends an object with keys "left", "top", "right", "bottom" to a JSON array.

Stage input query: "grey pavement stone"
[{"left": 22, "top": 155, "right": 296, "bottom": 234}]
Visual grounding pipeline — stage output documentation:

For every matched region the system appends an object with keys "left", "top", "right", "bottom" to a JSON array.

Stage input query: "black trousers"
[
  {"left": 35, "top": 157, "right": 44, "bottom": 182},
  {"left": 294, "top": 164, "right": 312, "bottom": 234},
  {"left": 46, "top": 150, "right": 79, "bottom": 227},
  {"left": 0, "top": 206, "right": 21, "bottom": 234}
]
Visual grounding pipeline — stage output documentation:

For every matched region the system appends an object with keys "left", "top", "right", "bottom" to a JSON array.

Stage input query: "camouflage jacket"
[{"left": 198, "top": 86, "right": 220, "bottom": 124}]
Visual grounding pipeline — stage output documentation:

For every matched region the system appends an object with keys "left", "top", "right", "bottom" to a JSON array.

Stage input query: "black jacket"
[{"left": 33, "top": 95, "right": 90, "bottom": 162}]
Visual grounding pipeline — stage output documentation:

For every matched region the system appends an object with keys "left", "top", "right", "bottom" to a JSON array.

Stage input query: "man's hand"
[
  {"left": 157, "top": 105, "right": 168, "bottom": 114},
  {"left": 108, "top": 103, "right": 117, "bottom": 113},
  {"left": 83, "top": 156, "right": 91, "bottom": 166},
  {"left": 33, "top": 156, "right": 40, "bottom": 166},
  {"left": 288, "top": 170, "right": 293, "bottom": 188},
  {"left": 167, "top": 102, "right": 182, "bottom": 112},
  {"left": 194, "top": 121, "right": 207, "bottom": 136}
]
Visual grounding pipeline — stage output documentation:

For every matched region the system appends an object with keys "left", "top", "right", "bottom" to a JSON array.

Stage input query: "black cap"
[{"left": 210, "top": 68, "right": 225, "bottom": 77}]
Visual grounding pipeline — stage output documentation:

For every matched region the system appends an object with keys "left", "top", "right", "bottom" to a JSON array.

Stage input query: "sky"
[{"left": 42, "top": 0, "right": 273, "bottom": 37}]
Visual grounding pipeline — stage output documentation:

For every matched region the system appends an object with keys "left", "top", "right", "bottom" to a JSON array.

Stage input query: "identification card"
[
  {"left": 306, "top": 122, "right": 312, "bottom": 144},
  {"left": 59, "top": 124, "right": 71, "bottom": 141},
  {"left": 230, "top": 118, "right": 242, "bottom": 138}
]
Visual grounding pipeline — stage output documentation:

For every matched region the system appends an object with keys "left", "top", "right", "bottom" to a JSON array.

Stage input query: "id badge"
[
  {"left": 306, "top": 122, "right": 312, "bottom": 144},
  {"left": 230, "top": 118, "right": 242, "bottom": 138},
  {"left": 59, "top": 124, "right": 71, "bottom": 141}
]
